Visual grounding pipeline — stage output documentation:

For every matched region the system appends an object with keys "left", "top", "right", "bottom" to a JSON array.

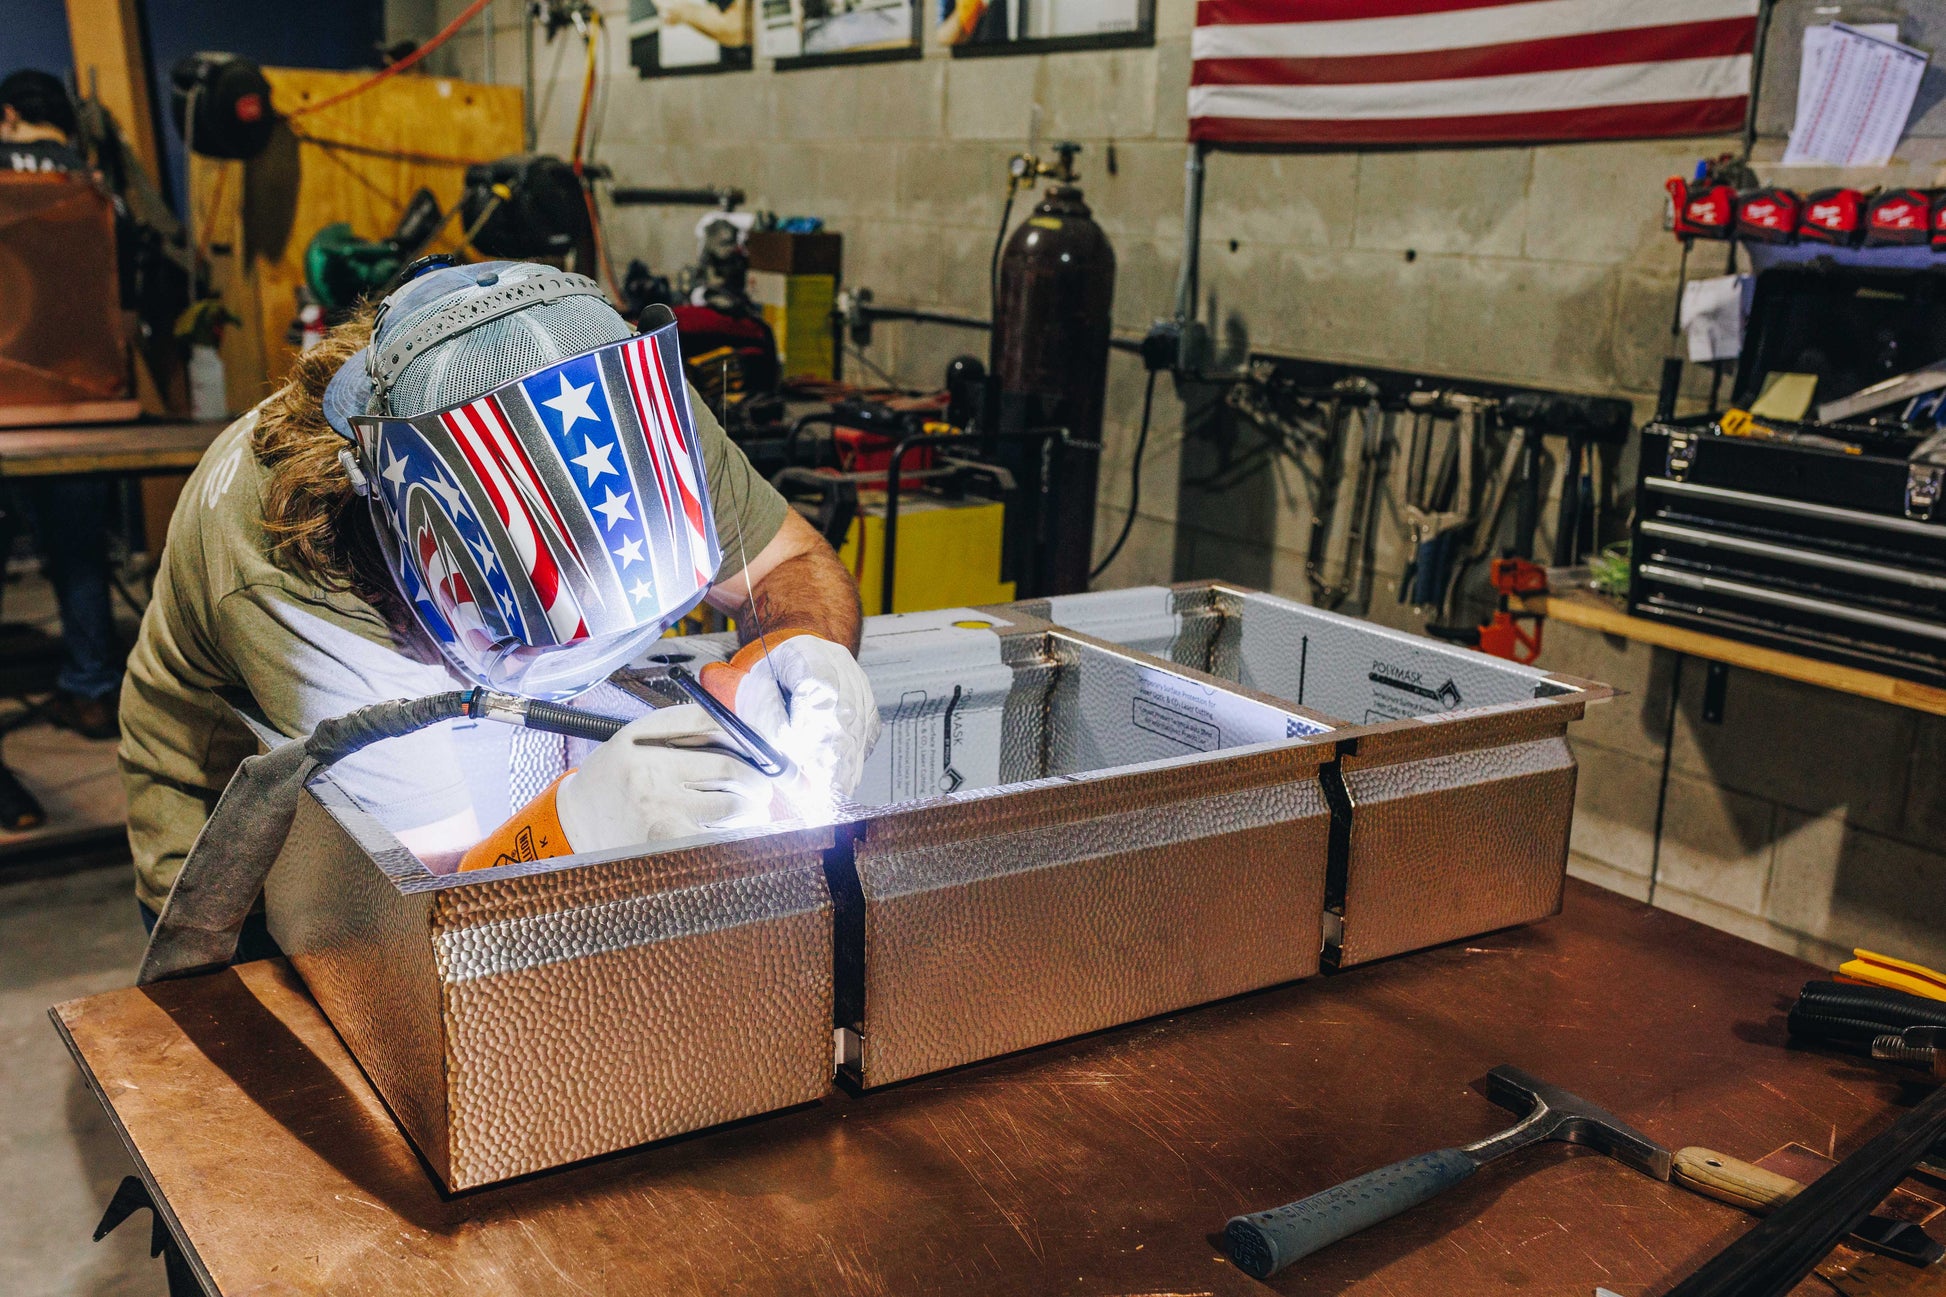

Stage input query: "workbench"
[
  {"left": 0, "top": 419, "right": 227, "bottom": 479},
  {"left": 52, "top": 879, "right": 1917, "bottom": 1295}
]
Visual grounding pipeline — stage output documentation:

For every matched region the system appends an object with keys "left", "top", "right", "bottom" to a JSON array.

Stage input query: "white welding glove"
[
  {"left": 706, "top": 632, "right": 880, "bottom": 811},
  {"left": 555, "top": 704, "right": 773, "bottom": 851}
]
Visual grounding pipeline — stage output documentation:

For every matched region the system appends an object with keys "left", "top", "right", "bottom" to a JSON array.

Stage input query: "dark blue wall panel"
[
  {"left": 143, "top": 0, "right": 385, "bottom": 208},
  {"left": 5, "top": 1, "right": 75, "bottom": 85}
]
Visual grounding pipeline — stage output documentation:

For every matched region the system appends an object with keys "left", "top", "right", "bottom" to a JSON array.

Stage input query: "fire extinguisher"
[{"left": 991, "top": 141, "right": 1116, "bottom": 596}]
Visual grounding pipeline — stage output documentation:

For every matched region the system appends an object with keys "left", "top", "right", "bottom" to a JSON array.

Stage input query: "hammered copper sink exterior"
[{"left": 263, "top": 583, "right": 1605, "bottom": 1190}]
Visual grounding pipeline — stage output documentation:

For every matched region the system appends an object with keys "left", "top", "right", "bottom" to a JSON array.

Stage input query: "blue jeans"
[
  {"left": 138, "top": 902, "right": 283, "bottom": 964},
  {"left": 14, "top": 476, "right": 122, "bottom": 699}
]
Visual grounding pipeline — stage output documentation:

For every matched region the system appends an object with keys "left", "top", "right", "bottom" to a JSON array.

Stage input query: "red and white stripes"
[
  {"left": 440, "top": 396, "right": 589, "bottom": 643},
  {"left": 620, "top": 333, "right": 715, "bottom": 588},
  {"left": 1189, "top": 0, "right": 1758, "bottom": 146}
]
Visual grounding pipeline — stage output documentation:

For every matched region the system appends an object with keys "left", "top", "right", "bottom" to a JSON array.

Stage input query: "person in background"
[{"left": 1, "top": 69, "right": 129, "bottom": 743}]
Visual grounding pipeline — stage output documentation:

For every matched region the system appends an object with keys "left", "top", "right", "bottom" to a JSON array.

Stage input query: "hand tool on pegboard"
[
  {"left": 1223, "top": 1065, "right": 1671, "bottom": 1278},
  {"left": 1398, "top": 390, "right": 1491, "bottom": 614},
  {"left": 1305, "top": 376, "right": 1386, "bottom": 612}
]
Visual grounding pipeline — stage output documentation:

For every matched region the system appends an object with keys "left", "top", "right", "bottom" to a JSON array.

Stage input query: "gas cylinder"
[{"left": 992, "top": 146, "right": 1116, "bottom": 595}]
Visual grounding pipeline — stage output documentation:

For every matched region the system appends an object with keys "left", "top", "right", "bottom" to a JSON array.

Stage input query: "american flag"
[
  {"left": 1189, "top": 0, "right": 1759, "bottom": 147},
  {"left": 369, "top": 326, "right": 721, "bottom": 652}
]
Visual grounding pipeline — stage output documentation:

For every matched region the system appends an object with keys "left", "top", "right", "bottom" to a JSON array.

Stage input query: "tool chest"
[{"left": 1630, "top": 265, "right": 1946, "bottom": 685}]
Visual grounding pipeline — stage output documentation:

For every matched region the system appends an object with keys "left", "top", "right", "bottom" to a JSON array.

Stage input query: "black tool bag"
[{"left": 1630, "top": 264, "right": 1946, "bottom": 687}]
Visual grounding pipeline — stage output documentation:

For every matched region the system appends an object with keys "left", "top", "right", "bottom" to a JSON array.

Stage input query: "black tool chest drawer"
[{"left": 1631, "top": 426, "right": 1946, "bottom": 685}]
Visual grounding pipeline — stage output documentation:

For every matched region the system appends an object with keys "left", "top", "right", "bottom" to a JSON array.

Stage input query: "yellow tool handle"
[
  {"left": 1842, "top": 949, "right": 1946, "bottom": 1004},
  {"left": 1673, "top": 1147, "right": 1805, "bottom": 1214}
]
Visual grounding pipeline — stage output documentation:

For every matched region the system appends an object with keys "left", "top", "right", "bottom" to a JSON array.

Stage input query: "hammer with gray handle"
[{"left": 1225, "top": 1065, "right": 1672, "bottom": 1279}]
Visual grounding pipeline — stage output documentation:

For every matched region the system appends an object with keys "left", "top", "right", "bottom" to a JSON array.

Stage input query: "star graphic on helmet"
[
  {"left": 428, "top": 475, "right": 470, "bottom": 518},
  {"left": 629, "top": 578, "right": 656, "bottom": 603},
  {"left": 381, "top": 448, "right": 410, "bottom": 490},
  {"left": 543, "top": 374, "right": 599, "bottom": 434},
  {"left": 612, "top": 535, "right": 644, "bottom": 568},
  {"left": 468, "top": 535, "right": 500, "bottom": 575},
  {"left": 571, "top": 436, "right": 617, "bottom": 484},
  {"left": 594, "top": 486, "right": 634, "bottom": 529}
]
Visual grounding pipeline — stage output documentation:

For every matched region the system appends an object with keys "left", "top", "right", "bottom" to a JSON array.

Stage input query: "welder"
[{"left": 118, "top": 259, "right": 879, "bottom": 942}]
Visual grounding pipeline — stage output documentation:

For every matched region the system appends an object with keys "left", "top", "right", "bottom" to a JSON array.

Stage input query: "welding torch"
[{"left": 458, "top": 664, "right": 794, "bottom": 779}]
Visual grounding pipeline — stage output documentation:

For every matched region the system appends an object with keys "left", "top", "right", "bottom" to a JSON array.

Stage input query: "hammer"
[{"left": 1225, "top": 1065, "right": 1672, "bottom": 1279}]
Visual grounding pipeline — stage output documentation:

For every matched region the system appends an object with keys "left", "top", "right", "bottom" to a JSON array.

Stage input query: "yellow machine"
[{"left": 836, "top": 494, "right": 1013, "bottom": 613}]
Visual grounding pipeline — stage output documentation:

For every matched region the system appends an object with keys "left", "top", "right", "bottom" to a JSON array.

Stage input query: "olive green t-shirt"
[{"left": 118, "top": 386, "right": 787, "bottom": 911}]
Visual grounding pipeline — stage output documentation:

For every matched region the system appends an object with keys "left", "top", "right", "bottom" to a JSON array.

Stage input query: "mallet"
[{"left": 1225, "top": 1065, "right": 1673, "bottom": 1279}]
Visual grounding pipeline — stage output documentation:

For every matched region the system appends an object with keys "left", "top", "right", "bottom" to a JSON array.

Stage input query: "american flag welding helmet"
[{"left": 329, "top": 262, "right": 721, "bottom": 699}]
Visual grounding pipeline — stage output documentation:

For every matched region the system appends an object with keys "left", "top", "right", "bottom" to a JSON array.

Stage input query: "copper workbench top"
[{"left": 53, "top": 880, "right": 1900, "bottom": 1295}]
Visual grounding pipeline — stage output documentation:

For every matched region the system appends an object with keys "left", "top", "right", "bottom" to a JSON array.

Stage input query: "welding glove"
[
  {"left": 702, "top": 630, "right": 881, "bottom": 810},
  {"left": 460, "top": 704, "right": 771, "bottom": 871},
  {"left": 557, "top": 705, "right": 775, "bottom": 848}
]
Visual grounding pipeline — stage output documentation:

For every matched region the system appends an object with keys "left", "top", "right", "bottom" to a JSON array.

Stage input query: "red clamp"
[{"left": 1475, "top": 558, "right": 1548, "bottom": 665}]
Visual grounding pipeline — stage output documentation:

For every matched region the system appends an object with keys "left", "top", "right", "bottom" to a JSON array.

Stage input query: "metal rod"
[
  {"left": 1174, "top": 142, "right": 1207, "bottom": 325},
  {"left": 1740, "top": 0, "right": 1776, "bottom": 162},
  {"left": 851, "top": 303, "right": 1146, "bottom": 354},
  {"left": 1664, "top": 1083, "right": 1946, "bottom": 1296},
  {"left": 522, "top": 2, "right": 536, "bottom": 151},
  {"left": 608, "top": 186, "right": 747, "bottom": 208}
]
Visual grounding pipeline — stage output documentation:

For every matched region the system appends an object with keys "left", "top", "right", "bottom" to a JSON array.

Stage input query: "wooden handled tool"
[
  {"left": 1675, "top": 1147, "right": 1808, "bottom": 1213},
  {"left": 1674, "top": 1146, "right": 1944, "bottom": 1268}
]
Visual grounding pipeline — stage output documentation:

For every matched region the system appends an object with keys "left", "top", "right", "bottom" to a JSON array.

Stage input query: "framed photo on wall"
[
  {"left": 629, "top": 0, "right": 755, "bottom": 76},
  {"left": 761, "top": 0, "right": 922, "bottom": 69},
  {"left": 940, "top": 0, "right": 1151, "bottom": 56}
]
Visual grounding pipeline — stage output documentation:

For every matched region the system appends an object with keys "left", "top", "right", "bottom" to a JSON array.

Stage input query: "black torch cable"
[{"left": 1089, "top": 367, "right": 1159, "bottom": 584}]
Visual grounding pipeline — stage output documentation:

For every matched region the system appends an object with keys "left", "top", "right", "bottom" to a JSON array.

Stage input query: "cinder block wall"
[{"left": 413, "top": 0, "right": 1946, "bottom": 968}]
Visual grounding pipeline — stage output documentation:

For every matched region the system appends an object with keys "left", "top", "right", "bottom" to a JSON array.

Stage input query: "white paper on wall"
[
  {"left": 1680, "top": 274, "right": 1751, "bottom": 363},
  {"left": 1783, "top": 23, "right": 1928, "bottom": 168}
]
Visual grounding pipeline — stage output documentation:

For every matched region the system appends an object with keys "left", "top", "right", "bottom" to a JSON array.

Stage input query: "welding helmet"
[{"left": 323, "top": 260, "right": 721, "bottom": 699}]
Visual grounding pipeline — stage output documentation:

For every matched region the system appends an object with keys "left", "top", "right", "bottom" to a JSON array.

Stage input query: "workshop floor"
[
  {"left": 0, "top": 563, "right": 156, "bottom": 1295},
  {"left": 0, "top": 862, "right": 154, "bottom": 1296}
]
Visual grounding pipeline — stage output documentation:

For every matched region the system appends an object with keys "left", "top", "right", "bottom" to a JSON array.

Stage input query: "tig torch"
[{"left": 459, "top": 664, "right": 794, "bottom": 779}]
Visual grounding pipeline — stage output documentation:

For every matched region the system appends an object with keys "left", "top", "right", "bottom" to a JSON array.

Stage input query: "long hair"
[
  {"left": 251, "top": 309, "right": 410, "bottom": 632},
  {"left": 252, "top": 309, "right": 373, "bottom": 591}
]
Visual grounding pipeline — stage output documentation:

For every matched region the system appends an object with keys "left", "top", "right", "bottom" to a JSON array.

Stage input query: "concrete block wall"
[
  {"left": 401, "top": 0, "right": 1946, "bottom": 969},
  {"left": 1537, "top": 620, "right": 1946, "bottom": 972}
]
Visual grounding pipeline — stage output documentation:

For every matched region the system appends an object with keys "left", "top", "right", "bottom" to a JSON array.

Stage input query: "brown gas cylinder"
[{"left": 993, "top": 174, "right": 1116, "bottom": 595}]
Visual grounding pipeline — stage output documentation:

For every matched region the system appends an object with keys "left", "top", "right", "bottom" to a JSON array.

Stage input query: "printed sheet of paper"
[
  {"left": 1679, "top": 274, "right": 1750, "bottom": 363},
  {"left": 1783, "top": 23, "right": 1928, "bottom": 167}
]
